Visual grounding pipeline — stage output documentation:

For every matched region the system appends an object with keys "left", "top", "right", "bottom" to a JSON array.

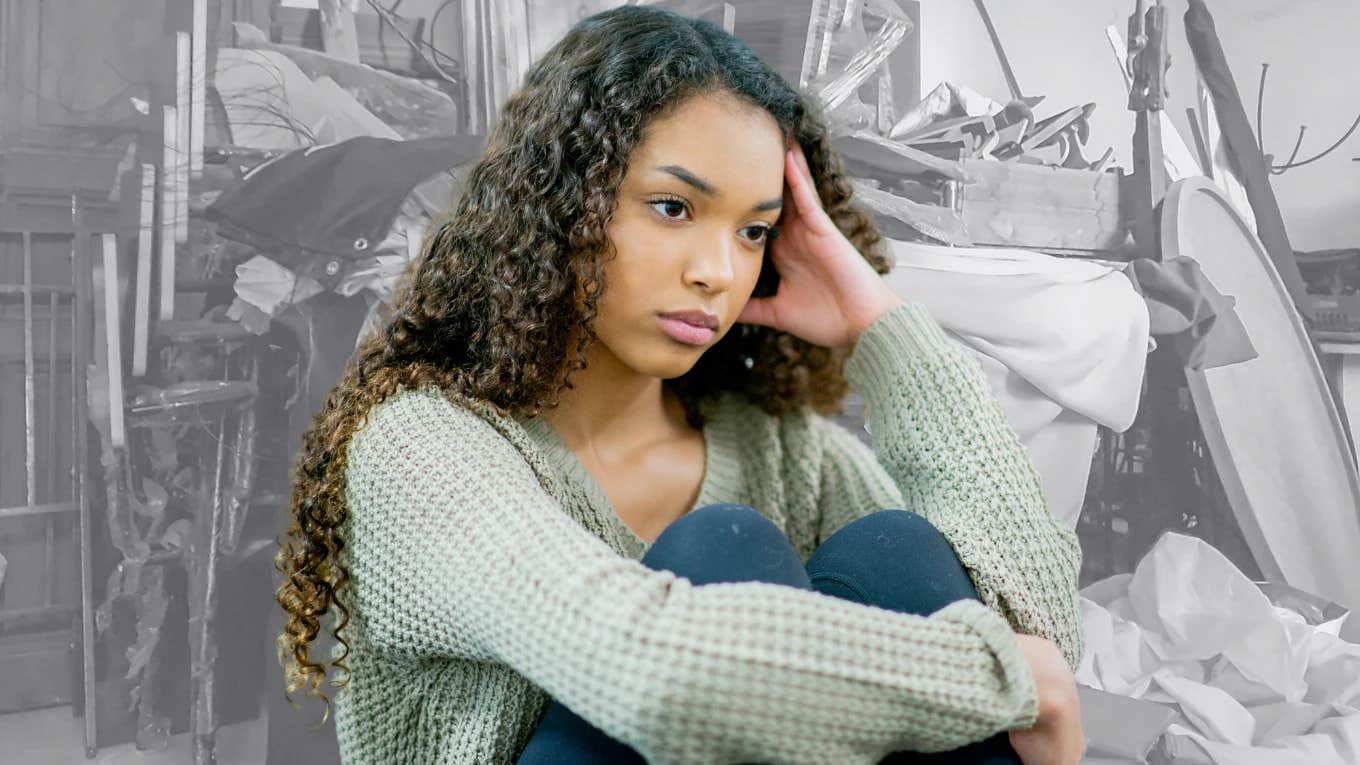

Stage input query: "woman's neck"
[{"left": 538, "top": 356, "right": 691, "bottom": 460}]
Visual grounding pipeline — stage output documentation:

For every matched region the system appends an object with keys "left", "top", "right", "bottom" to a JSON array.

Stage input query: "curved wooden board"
[{"left": 1161, "top": 177, "right": 1360, "bottom": 614}]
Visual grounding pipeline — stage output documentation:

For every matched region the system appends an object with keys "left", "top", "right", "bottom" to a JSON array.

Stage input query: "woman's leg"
[
  {"left": 516, "top": 503, "right": 813, "bottom": 764},
  {"left": 806, "top": 509, "right": 1023, "bottom": 765}
]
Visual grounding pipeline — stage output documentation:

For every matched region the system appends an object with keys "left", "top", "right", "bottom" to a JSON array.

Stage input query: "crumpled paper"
[
  {"left": 1078, "top": 532, "right": 1360, "bottom": 764},
  {"left": 233, "top": 254, "right": 325, "bottom": 315}
]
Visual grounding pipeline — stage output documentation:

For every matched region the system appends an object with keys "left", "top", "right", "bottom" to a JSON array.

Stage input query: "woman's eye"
[
  {"left": 650, "top": 199, "right": 689, "bottom": 220},
  {"left": 740, "top": 225, "right": 771, "bottom": 244}
]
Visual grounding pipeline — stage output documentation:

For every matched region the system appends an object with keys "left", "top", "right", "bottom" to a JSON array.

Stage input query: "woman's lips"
[{"left": 657, "top": 316, "right": 716, "bottom": 346}]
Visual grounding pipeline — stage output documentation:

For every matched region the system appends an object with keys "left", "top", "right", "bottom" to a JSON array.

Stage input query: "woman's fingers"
[
  {"left": 784, "top": 148, "right": 824, "bottom": 228},
  {"left": 792, "top": 139, "right": 813, "bottom": 180},
  {"left": 784, "top": 143, "right": 836, "bottom": 239}
]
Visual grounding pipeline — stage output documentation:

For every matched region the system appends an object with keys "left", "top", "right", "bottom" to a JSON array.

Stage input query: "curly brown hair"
[{"left": 275, "top": 4, "right": 893, "bottom": 716}]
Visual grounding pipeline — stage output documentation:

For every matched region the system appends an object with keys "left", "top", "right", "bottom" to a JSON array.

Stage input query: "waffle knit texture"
[{"left": 334, "top": 301, "right": 1084, "bottom": 764}]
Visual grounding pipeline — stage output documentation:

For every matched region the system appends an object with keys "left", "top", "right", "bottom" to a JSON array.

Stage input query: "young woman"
[{"left": 276, "top": 6, "right": 1085, "bottom": 764}]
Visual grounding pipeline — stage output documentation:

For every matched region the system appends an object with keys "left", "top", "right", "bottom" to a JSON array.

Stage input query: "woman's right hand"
[{"left": 1007, "top": 634, "right": 1085, "bottom": 765}]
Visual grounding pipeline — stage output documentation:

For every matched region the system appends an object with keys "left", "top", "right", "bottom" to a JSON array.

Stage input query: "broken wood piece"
[
  {"left": 832, "top": 131, "right": 966, "bottom": 181},
  {"left": 991, "top": 141, "right": 1023, "bottom": 161},
  {"left": 850, "top": 179, "right": 972, "bottom": 245},
  {"left": 1015, "top": 143, "right": 1064, "bottom": 166},
  {"left": 176, "top": 33, "right": 191, "bottom": 245},
  {"left": 160, "top": 105, "right": 177, "bottom": 322},
  {"left": 954, "top": 158, "right": 1126, "bottom": 254},
  {"left": 100, "top": 234, "right": 125, "bottom": 449},
  {"left": 133, "top": 164, "right": 154, "bottom": 378},
  {"left": 803, "top": 0, "right": 914, "bottom": 114},
  {"left": 899, "top": 140, "right": 969, "bottom": 162},
  {"left": 975, "top": 131, "right": 1002, "bottom": 159},
  {"left": 896, "top": 98, "right": 1035, "bottom": 148},
  {"left": 1091, "top": 147, "right": 1117, "bottom": 173},
  {"left": 1056, "top": 130, "right": 1093, "bottom": 169},
  {"left": 993, "top": 115, "right": 1031, "bottom": 147},
  {"left": 191, "top": 0, "right": 207, "bottom": 179},
  {"left": 897, "top": 113, "right": 993, "bottom": 143},
  {"left": 1024, "top": 103, "right": 1095, "bottom": 153}
]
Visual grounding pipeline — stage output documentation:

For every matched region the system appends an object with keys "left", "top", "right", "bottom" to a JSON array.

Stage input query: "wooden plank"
[
  {"left": 460, "top": 0, "right": 484, "bottom": 132},
  {"left": 99, "top": 234, "right": 124, "bottom": 450},
  {"left": 957, "top": 158, "right": 1126, "bottom": 254},
  {"left": 0, "top": 190, "right": 118, "bottom": 234},
  {"left": 0, "top": 284, "right": 72, "bottom": 296},
  {"left": 191, "top": 0, "right": 208, "bottom": 178},
  {"left": 160, "top": 106, "right": 177, "bottom": 321},
  {"left": 132, "top": 164, "right": 154, "bottom": 378},
  {"left": 0, "top": 502, "right": 78, "bottom": 519},
  {"left": 175, "top": 32, "right": 191, "bottom": 245},
  {"left": 480, "top": 0, "right": 497, "bottom": 127},
  {"left": 850, "top": 180, "right": 971, "bottom": 246},
  {"left": 23, "top": 232, "right": 36, "bottom": 510},
  {"left": 832, "top": 130, "right": 966, "bottom": 181},
  {"left": 318, "top": 0, "right": 360, "bottom": 62},
  {"left": 43, "top": 289, "right": 57, "bottom": 606},
  {"left": 71, "top": 198, "right": 97, "bottom": 754}
]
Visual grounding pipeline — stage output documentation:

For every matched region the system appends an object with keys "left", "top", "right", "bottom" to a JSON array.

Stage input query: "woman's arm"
[
  {"left": 811, "top": 302, "right": 1084, "bottom": 672},
  {"left": 343, "top": 387, "right": 1040, "bottom": 763}
]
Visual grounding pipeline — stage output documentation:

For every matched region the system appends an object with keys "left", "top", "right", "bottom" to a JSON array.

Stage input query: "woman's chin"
[{"left": 633, "top": 347, "right": 705, "bottom": 379}]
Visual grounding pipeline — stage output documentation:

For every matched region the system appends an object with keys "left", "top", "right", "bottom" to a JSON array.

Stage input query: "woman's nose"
[{"left": 685, "top": 234, "right": 736, "bottom": 293}]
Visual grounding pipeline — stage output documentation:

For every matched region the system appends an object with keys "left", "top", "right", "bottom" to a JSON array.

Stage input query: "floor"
[{"left": 0, "top": 702, "right": 267, "bottom": 764}]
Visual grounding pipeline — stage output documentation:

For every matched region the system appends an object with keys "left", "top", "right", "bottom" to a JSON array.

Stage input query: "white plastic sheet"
[{"left": 1078, "top": 532, "right": 1360, "bottom": 763}]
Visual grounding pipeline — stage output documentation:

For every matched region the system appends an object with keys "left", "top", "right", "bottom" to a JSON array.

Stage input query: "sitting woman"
[{"left": 275, "top": 6, "right": 1085, "bottom": 764}]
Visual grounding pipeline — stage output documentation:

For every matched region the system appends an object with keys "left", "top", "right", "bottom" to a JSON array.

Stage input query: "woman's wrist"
[{"left": 845, "top": 289, "right": 905, "bottom": 346}]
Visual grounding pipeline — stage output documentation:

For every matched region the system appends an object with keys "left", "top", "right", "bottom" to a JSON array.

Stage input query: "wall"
[{"left": 918, "top": 0, "right": 1360, "bottom": 251}]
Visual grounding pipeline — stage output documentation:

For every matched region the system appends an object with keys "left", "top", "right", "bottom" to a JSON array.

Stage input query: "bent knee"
[
  {"left": 643, "top": 503, "right": 810, "bottom": 589},
  {"left": 830, "top": 508, "right": 949, "bottom": 549},
  {"left": 809, "top": 509, "right": 979, "bottom": 611},
  {"left": 655, "top": 503, "right": 785, "bottom": 551}
]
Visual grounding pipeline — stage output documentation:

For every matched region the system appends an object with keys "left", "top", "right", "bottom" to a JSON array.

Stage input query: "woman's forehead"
[{"left": 627, "top": 94, "right": 785, "bottom": 197}]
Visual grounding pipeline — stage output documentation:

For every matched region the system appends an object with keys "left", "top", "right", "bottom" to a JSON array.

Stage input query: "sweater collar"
[{"left": 515, "top": 392, "right": 738, "bottom": 558}]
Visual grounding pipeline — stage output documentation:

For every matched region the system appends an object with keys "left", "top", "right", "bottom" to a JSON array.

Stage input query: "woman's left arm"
[
  {"left": 743, "top": 141, "right": 1083, "bottom": 671},
  {"left": 808, "top": 302, "right": 1084, "bottom": 671}
]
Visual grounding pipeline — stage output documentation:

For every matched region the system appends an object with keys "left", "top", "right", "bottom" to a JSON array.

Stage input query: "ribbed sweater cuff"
[
  {"left": 933, "top": 599, "right": 1041, "bottom": 730},
  {"left": 843, "top": 302, "right": 957, "bottom": 402}
]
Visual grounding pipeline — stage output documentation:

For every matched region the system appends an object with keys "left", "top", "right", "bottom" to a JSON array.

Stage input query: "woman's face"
[{"left": 589, "top": 91, "right": 786, "bottom": 381}]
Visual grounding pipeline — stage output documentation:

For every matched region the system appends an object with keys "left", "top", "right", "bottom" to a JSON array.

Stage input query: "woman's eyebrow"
[{"left": 657, "top": 164, "right": 782, "bottom": 212}]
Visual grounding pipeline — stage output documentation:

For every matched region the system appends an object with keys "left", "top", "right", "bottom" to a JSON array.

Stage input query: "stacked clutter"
[{"left": 886, "top": 82, "right": 1113, "bottom": 172}]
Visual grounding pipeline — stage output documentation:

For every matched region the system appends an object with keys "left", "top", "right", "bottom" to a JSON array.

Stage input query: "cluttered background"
[{"left": 0, "top": 1, "right": 1358, "bottom": 763}]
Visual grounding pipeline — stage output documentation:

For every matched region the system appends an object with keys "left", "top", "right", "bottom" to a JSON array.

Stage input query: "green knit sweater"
[{"left": 335, "top": 301, "right": 1084, "bottom": 764}]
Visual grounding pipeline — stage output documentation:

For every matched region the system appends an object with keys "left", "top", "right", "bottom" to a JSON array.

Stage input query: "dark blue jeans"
[{"left": 516, "top": 504, "right": 1023, "bottom": 764}]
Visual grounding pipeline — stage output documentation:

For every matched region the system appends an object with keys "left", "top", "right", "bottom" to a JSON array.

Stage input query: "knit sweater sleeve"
[
  {"left": 343, "top": 387, "right": 1040, "bottom": 763},
  {"left": 816, "top": 301, "right": 1085, "bottom": 671}
]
